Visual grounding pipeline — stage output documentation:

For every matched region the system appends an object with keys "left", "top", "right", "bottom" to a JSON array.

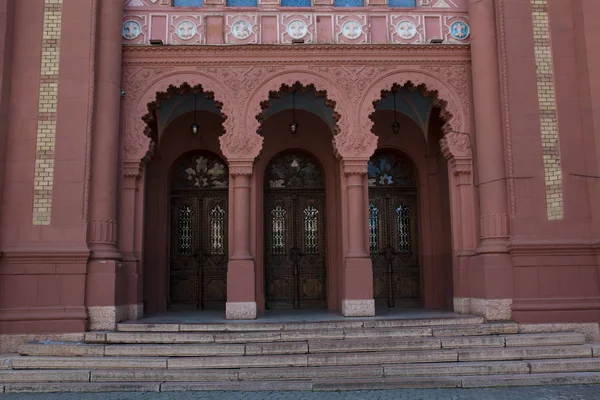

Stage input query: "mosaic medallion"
[
  {"left": 122, "top": 20, "right": 141, "bottom": 40},
  {"left": 232, "top": 20, "right": 253, "bottom": 40},
  {"left": 450, "top": 21, "right": 470, "bottom": 40},
  {"left": 396, "top": 20, "right": 417, "bottom": 40},
  {"left": 342, "top": 20, "right": 362, "bottom": 40},
  {"left": 176, "top": 21, "right": 197, "bottom": 40},
  {"left": 287, "top": 20, "right": 308, "bottom": 39}
]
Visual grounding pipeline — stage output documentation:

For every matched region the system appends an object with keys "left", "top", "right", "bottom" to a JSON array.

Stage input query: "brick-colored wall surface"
[
  {"left": 531, "top": 0, "right": 563, "bottom": 221},
  {"left": 32, "top": 0, "right": 62, "bottom": 225}
]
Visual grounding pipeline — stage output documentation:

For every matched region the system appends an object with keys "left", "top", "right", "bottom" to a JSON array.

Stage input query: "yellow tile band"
[
  {"left": 33, "top": 0, "right": 62, "bottom": 225},
  {"left": 531, "top": 0, "right": 563, "bottom": 220}
]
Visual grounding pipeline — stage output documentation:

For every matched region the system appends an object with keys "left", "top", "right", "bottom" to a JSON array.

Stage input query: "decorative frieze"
[
  {"left": 33, "top": 0, "right": 63, "bottom": 226},
  {"left": 122, "top": 10, "right": 470, "bottom": 45},
  {"left": 530, "top": 0, "right": 563, "bottom": 221}
]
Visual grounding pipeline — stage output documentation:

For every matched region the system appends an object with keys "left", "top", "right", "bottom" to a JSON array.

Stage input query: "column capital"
[
  {"left": 123, "top": 160, "right": 142, "bottom": 178},
  {"left": 228, "top": 159, "right": 254, "bottom": 176},
  {"left": 342, "top": 158, "right": 369, "bottom": 176}
]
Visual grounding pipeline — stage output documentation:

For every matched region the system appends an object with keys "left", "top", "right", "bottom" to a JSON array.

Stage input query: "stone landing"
[{"left": 2, "top": 314, "right": 600, "bottom": 393}]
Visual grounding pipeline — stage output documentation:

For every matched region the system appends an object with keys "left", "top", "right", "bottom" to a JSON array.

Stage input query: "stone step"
[
  {"left": 11, "top": 342, "right": 596, "bottom": 370},
  {"left": 504, "top": 332, "right": 586, "bottom": 347},
  {"left": 5, "top": 357, "right": 600, "bottom": 386},
  {"left": 1, "top": 382, "right": 161, "bottom": 393},
  {"left": 115, "top": 316, "right": 486, "bottom": 333},
  {"left": 4, "top": 372, "right": 600, "bottom": 393},
  {"left": 383, "top": 360, "right": 530, "bottom": 377},
  {"left": 9, "top": 356, "right": 168, "bottom": 370},
  {"left": 312, "top": 372, "right": 600, "bottom": 391},
  {"left": 27, "top": 333, "right": 586, "bottom": 358},
  {"left": 528, "top": 357, "right": 600, "bottom": 373},
  {"left": 459, "top": 371, "right": 600, "bottom": 388},
  {"left": 458, "top": 345, "right": 594, "bottom": 362},
  {"left": 432, "top": 322, "right": 519, "bottom": 337},
  {"left": 0, "top": 370, "right": 91, "bottom": 383},
  {"left": 88, "top": 323, "right": 520, "bottom": 345},
  {"left": 91, "top": 368, "right": 238, "bottom": 382}
]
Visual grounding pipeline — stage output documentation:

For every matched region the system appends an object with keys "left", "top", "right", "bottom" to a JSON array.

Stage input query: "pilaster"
[
  {"left": 467, "top": 0, "right": 513, "bottom": 319},
  {"left": 226, "top": 159, "right": 257, "bottom": 320},
  {"left": 86, "top": 0, "right": 126, "bottom": 330},
  {"left": 340, "top": 158, "right": 375, "bottom": 317}
]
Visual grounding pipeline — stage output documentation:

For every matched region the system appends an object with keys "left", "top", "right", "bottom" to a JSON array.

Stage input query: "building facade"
[{"left": 1, "top": 0, "right": 600, "bottom": 337}]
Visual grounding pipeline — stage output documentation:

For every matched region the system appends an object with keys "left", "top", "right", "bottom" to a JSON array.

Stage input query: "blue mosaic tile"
[
  {"left": 388, "top": 0, "right": 416, "bottom": 7},
  {"left": 281, "top": 0, "right": 311, "bottom": 7},
  {"left": 226, "top": 0, "right": 258, "bottom": 5},
  {"left": 173, "top": 0, "right": 204, "bottom": 6},
  {"left": 334, "top": 0, "right": 364, "bottom": 7}
]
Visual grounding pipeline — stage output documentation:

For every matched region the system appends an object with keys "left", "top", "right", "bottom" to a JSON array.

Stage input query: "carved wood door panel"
[
  {"left": 264, "top": 192, "right": 327, "bottom": 309},
  {"left": 169, "top": 153, "right": 229, "bottom": 310},
  {"left": 264, "top": 152, "right": 327, "bottom": 310},
  {"left": 368, "top": 151, "right": 420, "bottom": 307}
]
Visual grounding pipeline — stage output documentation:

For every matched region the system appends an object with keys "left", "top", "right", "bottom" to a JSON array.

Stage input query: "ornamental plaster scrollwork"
[
  {"left": 122, "top": 71, "right": 238, "bottom": 163},
  {"left": 440, "top": 130, "right": 471, "bottom": 159}
]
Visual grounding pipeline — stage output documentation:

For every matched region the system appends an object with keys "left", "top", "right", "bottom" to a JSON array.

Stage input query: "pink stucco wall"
[{"left": 1, "top": 0, "right": 600, "bottom": 334}]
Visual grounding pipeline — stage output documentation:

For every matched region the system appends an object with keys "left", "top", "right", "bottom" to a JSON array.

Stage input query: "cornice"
[{"left": 122, "top": 44, "right": 471, "bottom": 65}]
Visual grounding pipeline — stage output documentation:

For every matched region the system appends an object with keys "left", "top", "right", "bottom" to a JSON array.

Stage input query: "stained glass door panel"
[
  {"left": 369, "top": 193, "right": 420, "bottom": 307},
  {"left": 368, "top": 151, "right": 420, "bottom": 307},
  {"left": 264, "top": 192, "right": 327, "bottom": 309},
  {"left": 169, "top": 194, "right": 228, "bottom": 310}
]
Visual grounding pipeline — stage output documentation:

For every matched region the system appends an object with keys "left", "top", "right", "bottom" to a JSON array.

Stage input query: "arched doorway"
[
  {"left": 368, "top": 150, "right": 420, "bottom": 308},
  {"left": 264, "top": 151, "right": 327, "bottom": 309},
  {"left": 168, "top": 152, "right": 228, "bottom": 310}
]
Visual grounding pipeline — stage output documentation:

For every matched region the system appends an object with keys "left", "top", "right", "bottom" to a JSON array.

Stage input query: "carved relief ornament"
[{"left": 122, "top": 54, "right": 471, "bottom": 167}]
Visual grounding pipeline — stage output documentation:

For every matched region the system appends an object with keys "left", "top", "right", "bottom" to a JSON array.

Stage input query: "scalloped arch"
[
  {"left": 241, "top": 71, "right": 350, "bottom": 160},
  {"left": 358, "top": 69, "right": 470, "bottom": 159},
  {"left": 123, "top": 71, "right": 237, "bottom": 163}
]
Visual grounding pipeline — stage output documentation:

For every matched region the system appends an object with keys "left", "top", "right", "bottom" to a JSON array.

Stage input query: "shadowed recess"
[
  {"left": 257, "top": 82, "right": 339, "bottom": 135},
  {"left": 374, "top": 87, "right": 434, "bottom": 134}
]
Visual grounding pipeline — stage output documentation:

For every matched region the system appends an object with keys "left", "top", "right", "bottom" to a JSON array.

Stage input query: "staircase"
[{"left": 2, "top": 314, "right": 600, "bottom": 393}]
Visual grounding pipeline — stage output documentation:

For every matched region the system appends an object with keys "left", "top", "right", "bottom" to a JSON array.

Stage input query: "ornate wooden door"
[
  {"left": 264, "top": 152, "right": 327, "bottom": 309},
  {"left": 368, "top": 151, "right": 421, "bottom": 307},
  {"left": 169, "top": 153, "right": 229, "bottom": 310}
]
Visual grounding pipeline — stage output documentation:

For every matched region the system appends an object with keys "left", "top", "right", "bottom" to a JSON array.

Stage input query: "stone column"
[
  {"left": 85, "top": 0, "right": 126, "bottom": 330},
  {"left": 467, "top": 0, "right": 513, "bottom": 320},
  {"left": 341, "top": 159, "right": 375, "bottom": 317},
  {"left": 226, "top": 160, "right": 257, "bottom": 319}
]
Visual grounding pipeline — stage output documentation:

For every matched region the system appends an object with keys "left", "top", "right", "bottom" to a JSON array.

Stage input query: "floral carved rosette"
[
  {"left": 171, "top": 17, "right": 202, "bottom": 45},
  {"left": 281, "top": 16, "right": 314, "bottom": 44},
  {"left": 390, "top": 16, "right": 423, "bottom": 44},
  {"left": 122, "top": 16, "right": 147, "bottom": 44},
  {"left": 226, "top": 16, "right": 257, "bottom": 44},
  {"left": 444, "top": 17, "right": 471, "bottom": 43},
  {"left": 336, "top": 16, "right": 368, "bottom": 44}
]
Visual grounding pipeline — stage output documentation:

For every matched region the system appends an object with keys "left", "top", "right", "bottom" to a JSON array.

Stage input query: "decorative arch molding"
[
  {"left": 255, "top": 81, "right": 340, "bottom": 135},
  {"left": 358, "top": 68, "right": 471, "bottom": 164},
  {"left": 243, "top": 71, "right": 350, "bottom": 159},
  {"left": 122, "top": 70, "right": 237, "bottom": 163}
]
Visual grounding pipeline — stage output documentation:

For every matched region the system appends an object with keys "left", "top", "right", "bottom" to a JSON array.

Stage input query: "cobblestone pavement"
[{"left": 3, "top": 386, "right": 600, "bottom": 400}]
